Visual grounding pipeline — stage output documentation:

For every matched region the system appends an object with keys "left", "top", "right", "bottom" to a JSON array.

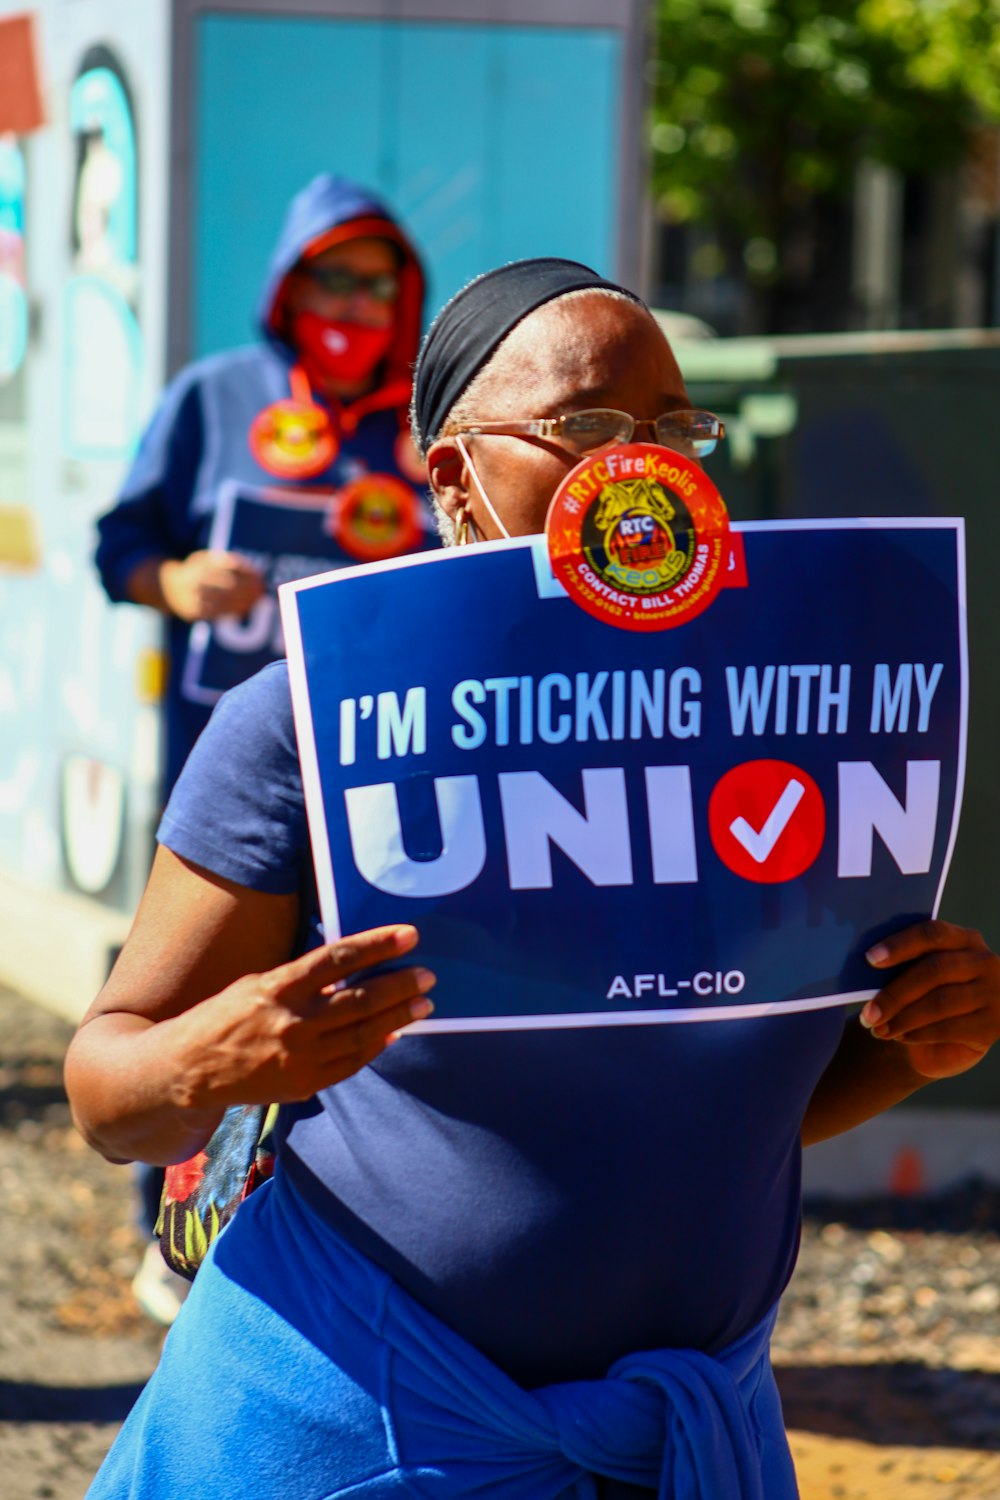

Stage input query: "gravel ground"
[
  {"left": 1, "top": 984, "right": 998, "bottom": 1500},
  {"left": 773, "top": 1199, "right": 1000, "bottom": 1497}
]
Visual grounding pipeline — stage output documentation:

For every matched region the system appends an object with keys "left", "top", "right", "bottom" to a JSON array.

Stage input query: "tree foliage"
[{"left": 652, "top": 0, "right": 1000, "bottom": 271}]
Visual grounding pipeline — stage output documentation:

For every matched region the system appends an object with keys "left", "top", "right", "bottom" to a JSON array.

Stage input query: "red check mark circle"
[{"left": 708, "top": 759, "right": 825, "bottom": 883}]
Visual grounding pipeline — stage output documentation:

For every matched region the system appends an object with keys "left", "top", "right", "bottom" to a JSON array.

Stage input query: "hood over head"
[{"left": 258, "top": 173, "right": 425, "bottom": 391}]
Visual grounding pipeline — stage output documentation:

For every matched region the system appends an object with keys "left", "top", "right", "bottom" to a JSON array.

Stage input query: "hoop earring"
[{"left": 455, "top": 505, "right": 471, "bottom": 547}]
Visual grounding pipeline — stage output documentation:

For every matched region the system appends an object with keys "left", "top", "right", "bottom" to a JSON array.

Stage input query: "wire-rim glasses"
[{"left": 444, "top": 408, "right": 725, "bottom": 459}]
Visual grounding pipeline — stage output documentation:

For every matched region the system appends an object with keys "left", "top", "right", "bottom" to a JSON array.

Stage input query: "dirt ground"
[{"left": 1, "top": 984, "right": 998, "bottom": 1500}]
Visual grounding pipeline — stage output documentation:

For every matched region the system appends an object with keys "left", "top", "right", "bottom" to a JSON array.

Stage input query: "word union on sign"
[{"left": 343, "top": 757, "right": 941, "bottom": 897}]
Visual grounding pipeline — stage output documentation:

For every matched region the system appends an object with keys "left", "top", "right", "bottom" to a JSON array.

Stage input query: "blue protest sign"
[
  {"left": 281, "top": 520, "right": 966, "bottom": 1031},
  {"left": 182, "top": 482, "right": 348, "bottom": 705}
]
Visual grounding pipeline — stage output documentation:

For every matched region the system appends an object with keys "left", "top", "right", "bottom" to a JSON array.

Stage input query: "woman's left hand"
[{"left": 860, "top": 919, "right": 1000, "bottom": 1079}]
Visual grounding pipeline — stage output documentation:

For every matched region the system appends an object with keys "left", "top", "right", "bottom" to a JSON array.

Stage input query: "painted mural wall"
[{"left": 0, "top": 0, "right": 170, "bottom": 915}]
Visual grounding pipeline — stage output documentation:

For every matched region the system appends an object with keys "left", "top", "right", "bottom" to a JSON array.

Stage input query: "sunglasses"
[{"left": 297, "top": 264, "right": 401, "bottom": 304}]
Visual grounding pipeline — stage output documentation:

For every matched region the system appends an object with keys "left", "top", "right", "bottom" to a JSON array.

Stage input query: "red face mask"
[{"left": 292, "top": 311, "right": 393, "bottom": 385}]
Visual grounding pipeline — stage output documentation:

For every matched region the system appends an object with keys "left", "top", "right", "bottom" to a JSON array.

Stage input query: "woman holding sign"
[{"left": 69, "top": 260, "right": 1000, "bottom": 1500}]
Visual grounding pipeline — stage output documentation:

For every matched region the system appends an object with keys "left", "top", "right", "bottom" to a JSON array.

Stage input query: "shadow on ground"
[
  {"left": 777, "top": 1362, "right": 1000, "bottom": 1450},
  {"left": 0, "top": 1379, "right": 146, "bottom": 1424},
  {"left": 0, "top": 1055, "right": 68, "bottom": 1122}
]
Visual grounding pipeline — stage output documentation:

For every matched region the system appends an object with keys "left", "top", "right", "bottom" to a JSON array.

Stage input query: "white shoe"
[{"left": 131, "top": 1241, "right": 191, "bottom": 1326}]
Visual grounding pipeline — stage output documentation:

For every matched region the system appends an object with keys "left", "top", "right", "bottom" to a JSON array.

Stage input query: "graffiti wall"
[{"left": 0, "top": 0, "right": 170, "bottom": 918}]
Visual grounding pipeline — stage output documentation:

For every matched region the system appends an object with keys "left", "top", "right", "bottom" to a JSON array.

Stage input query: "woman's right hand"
[
  {"left": 174, "top": 924, "right": 435, "bottom": 1109},
  {"left": 65, "top": 854, "right": 434, "bottom": 1167}
]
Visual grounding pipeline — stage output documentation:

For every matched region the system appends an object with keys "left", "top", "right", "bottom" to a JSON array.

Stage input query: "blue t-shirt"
[{"left": 159, "top": 661, "right": 846, "bottom": 1388}]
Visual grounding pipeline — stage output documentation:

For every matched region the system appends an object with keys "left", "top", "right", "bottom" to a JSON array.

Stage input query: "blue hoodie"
[{"left": 95, "top": 174, "right": 436, "bottom": 796}]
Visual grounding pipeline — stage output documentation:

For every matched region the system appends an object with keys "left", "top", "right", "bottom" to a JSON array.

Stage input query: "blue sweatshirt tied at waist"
[
  {"left": 87, "top": 1168, "right": 799, "bottom": 1500},
  {"left": 380, "top": 1258, "right": 795, "bottom": 1498}
]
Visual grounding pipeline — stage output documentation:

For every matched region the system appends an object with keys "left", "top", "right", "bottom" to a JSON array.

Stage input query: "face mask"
[
  {"left": 456, "top": 435, "right": 511, "bottom": 540},
  {"left": 292, "top": 311, "right": 393, "bottom": 384}
]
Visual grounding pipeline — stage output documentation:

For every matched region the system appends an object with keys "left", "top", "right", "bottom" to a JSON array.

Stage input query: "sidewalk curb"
[{"left": 0, "top": 871, "right": 131, "bottom": 1024}]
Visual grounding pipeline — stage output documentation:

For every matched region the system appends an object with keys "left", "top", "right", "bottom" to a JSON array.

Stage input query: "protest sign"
[
  {"left": 181, "top": 482, "right": 348, "bottom": 705},
  {"left": 281, "top": 520, "right": 966, "bottom": 1030}
]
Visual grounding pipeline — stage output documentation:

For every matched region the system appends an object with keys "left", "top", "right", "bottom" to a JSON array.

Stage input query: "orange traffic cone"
[{"left": 888, "top": 1144, "right": 926, "bottom": 1197}]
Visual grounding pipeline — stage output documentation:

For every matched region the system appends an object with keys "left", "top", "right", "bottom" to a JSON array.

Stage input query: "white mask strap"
[{"left": 456, "top": 434, "right": 511, "bottom": 540}]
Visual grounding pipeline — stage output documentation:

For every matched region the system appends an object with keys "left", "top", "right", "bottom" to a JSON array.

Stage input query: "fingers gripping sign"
[
  {"left": 859, "top": 919, "right": 1000, "bottom": 1079},
  {"left": 162, "top": 549, "right": 267, "bottom": 622},
  {"left": 188, "top": 925, "right": 434, "bottom": 1108}
]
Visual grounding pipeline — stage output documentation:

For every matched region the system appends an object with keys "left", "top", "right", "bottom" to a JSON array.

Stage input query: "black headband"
[{"left": 412, "top": 257, "right": 645, "bottom": 447}]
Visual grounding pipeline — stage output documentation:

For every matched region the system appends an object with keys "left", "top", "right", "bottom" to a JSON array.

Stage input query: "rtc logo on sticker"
[
  {"left": 546, "top": 444, "right": 729, "bottom": 631},
  {"left": 249, "top": 398, "right": 338, "bottom": 479}
]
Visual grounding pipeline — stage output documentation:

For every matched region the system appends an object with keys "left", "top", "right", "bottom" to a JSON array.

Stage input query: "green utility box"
[{"left": 669, "top": 326, "right": 1000, "bottom": 1109}]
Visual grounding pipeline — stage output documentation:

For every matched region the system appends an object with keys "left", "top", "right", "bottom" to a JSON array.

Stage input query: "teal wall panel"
[
  {"left": 195, "top": 16, "right": 385, "bottom": 352},
  {"left": 193, "top": 15, "right": 621, "bottom": 355}
]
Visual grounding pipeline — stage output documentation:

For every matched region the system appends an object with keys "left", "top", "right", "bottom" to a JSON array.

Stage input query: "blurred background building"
[
  {"left": 1, "top": 0, "right": 999, "bottom": 1192},
  {"left": 648, "top": 0, "right": 1000, "bottom": 337}
]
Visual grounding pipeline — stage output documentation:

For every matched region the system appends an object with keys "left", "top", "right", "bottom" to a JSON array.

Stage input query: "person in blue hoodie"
[
  {"left": 95, "top": 174, "right": 434, "bottom": 1323},
  {"left": 96, "top": 173, "right": 434, "bottom": 801}
]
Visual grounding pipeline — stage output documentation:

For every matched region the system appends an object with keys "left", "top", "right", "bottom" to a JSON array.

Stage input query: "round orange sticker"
[
  {"left": 334, "top": 473, "right": 423, "bottom": 561},
  {"left": 545, "top": 443, "right": 730, "bottom": 631},
  {"left": 249, "top": 399, "right": 338, "bottom": 479}
]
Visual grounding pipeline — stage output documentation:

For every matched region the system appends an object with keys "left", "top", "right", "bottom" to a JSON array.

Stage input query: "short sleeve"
[{"left": 157, "top": 661, "right": 307, "bottom": 893}]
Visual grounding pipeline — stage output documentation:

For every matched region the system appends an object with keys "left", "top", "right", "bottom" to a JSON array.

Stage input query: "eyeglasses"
[
  {"left": 444, "top": 408, "right": 725, "bottom": 459},
  {"left": 297, "top": 264, "right": 401, "bottom": 304}
]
